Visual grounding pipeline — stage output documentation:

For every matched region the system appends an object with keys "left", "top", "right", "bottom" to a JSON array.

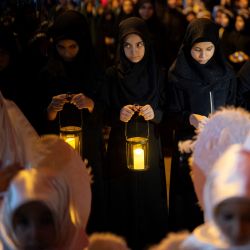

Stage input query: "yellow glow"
[
  {"left": 133, "top": 148, "right": 145, "bottom": 170},
  {"left": 65, "top": 137, "right": 76, "bottom": 149}
]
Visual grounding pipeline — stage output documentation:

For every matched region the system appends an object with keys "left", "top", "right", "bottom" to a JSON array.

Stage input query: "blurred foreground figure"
[
  {"left": 149, "top": 132, "right": 250, "bottom": 250},
  {"left": 0, "top": 135, "right": 92, "bottom": 250}
]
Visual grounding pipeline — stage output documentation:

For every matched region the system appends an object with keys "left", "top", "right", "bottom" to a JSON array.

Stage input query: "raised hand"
[
  {"left": 70, "top": 93, "right": 95, "bottom": 112},
  {"left": 120, "top": 105, "right": 135, "bottom": 122},
  {"left": 139, "top": 104, "right": 154, "bottom": 121}
]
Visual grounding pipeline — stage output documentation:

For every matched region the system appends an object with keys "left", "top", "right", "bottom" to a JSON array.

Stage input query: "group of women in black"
[{"left": 2, "top": 7, "right": 250, "bottom": 250}]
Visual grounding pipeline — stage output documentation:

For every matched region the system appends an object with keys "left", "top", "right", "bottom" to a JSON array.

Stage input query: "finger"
[
  {"left": 144, "top": 114, "right": 153, "bottom": 120},
  {"left": 122, "top": 109, "right": 134, "bottom": 116},
  {"left": 71, "top": 93, "right": 84, "bottom": 102},
  {"left": 140, "top": 104, "right": 150, "bottom": 111}
]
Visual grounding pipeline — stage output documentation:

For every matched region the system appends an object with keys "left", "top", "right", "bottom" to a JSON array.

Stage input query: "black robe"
[
  {"left": 37, "top": 10, "right": 106, "bottom": 234},
  {"left": 166, "top": 18, "right": 237, "bottom": 232},
  {"left": 103, "top": 17, "right": 168, "bottom": 250}
]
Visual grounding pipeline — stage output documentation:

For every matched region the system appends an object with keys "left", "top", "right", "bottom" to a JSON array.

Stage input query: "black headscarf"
[
  {"left": 115, "top": 17, "right": 159, "bottom": 109},
  {"left": 171, "top": 18, "right": 233, "bottom": 88},
  {"left": 46, "top": 10, "right": 99, "bottom": 96},
  {"left": 50, "top": 10, "right": 93, "bottom": 62}
]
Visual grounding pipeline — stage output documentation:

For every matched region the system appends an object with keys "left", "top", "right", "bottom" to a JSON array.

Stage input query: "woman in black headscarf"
[
  {"left": 37, "top": 10, "right": 105, "bottom": 235},
  {"left": 166, "top": 18, "right": 237, "bottom": 232},
  {"left": 103, "top": 17, "right": 168, "bottom": 250}
]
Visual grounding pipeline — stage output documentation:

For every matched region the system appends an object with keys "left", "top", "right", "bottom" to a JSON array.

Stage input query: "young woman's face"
[
  {"left": 122, "top": 0, "right": 134, "bottom": 14},
  {"left": 139, "top": 2, "right": 154, "bottom": 20},
  {"left": 235, "top": 16, "right": 245, "bottom": 32},
  {"left": 13, "top": 201, "right": 57, "bottom": 250},
  {"left": 220, "top": 13, "right": 230, "bottom": 28},
  {"left": 214, "top": 197, "right": 250, "bottom": 246},
  {"left": 191, "top": 41, "right": 215, "bottom": 64},
  {"left": 56, "top": 39, "right": 79, "bottom": 62},
  {"left": 123, "top": 33, "right": 145, "bottom": 63},
  {"left": 215, "top": 11, "right": 223, "bottom": 26}
]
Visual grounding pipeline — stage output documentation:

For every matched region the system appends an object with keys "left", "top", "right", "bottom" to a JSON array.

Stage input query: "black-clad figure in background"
[
  {"left": 0, "top": 26, "right": 21, "bottom": 103},
  {"left": 166, "top": 18, "right": 237, "bottom": 232},
  {"left": 136, "top": 0, "right": 168, "bottom": 69},
  {"left": 38, "top": 10, "right": 105, "bottom": 234},
  {"left": 103, "top": 17, "right": 168, "bottom": 250}
]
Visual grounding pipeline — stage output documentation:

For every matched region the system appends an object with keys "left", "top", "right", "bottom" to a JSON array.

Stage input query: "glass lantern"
[
  {"left": 59, "top": 107, "right": 83, "bottom": 156},
  {"left": 125, "top": 118, "right": 149, "bottom": 171},
  {"left": 60, "top": 125, "right": 82, "bottom": 155}
]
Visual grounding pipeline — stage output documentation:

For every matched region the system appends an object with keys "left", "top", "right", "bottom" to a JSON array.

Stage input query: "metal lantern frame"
[
  {"left": 59, "top": 110, "right": 83, "bottom": 156},
  {"left": 125, "top": 118, "right": 149, "bottom": 171}
]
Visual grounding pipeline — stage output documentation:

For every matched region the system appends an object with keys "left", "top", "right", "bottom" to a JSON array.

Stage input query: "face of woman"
[
  {"left": 235, "top": 16, "right": 245, "bottom": 31},
  {"left": 122, "top": 0, "right": 134, "bottom": 14},
  {"left": 13, "top": 201, "right": 57, "bottom": 250},
  {"left": 139, "top": 2, "right": 154, "bottom": 20},
  {"left": 214, "top": 198, "right": 250, "bottom": 246},
  {"left": 56, "top": 39, "right": 79, "bottom": 62},
  {"left": 191, "top": 41, "right": 215, "bottom": 64},
  {"left": 220, "top": 13, "right": 230, "bottom": 28},
  {"left": 123, "top": 33, "right": 145, "bottom": 63}
]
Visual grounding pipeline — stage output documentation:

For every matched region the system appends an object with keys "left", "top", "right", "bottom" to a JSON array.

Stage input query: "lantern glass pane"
[
  {"left": 60, "top": 126, "right": 82, "bottom": 155},
  {"left": 126, "top": 137, "right": 149, "bottom": 171}
]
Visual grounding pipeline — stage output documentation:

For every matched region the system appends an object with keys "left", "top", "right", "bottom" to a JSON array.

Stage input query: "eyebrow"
[{"left": 124, "top": 40, "right": 144, "bottom": 45}]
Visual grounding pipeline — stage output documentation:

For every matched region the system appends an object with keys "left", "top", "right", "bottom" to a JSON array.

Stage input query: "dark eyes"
[
  {"left": 194, "top": 47, "right": 214, "bottom": 52},
  {"left": 123, "top": 41, "right": 144, "bottom": 49},
  {"left": 57, "top": 45, "right": 77, "bottom": 50},
  {"left": 222, "top": 213, "right": 234, "bottom": 221},
  {"left": 16, "top": 216, "right": 29, "bottom": 227}
]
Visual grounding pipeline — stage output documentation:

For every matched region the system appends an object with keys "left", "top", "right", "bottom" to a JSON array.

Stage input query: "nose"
[
  {"left": 64, "top": 48, "right": 71, "bottom": 58},
  {"left": 131, "top": 46, "right": 139, "bottom": 56},
  {"left": 199, "top": 50, "right": 205, "bottom": 59}
]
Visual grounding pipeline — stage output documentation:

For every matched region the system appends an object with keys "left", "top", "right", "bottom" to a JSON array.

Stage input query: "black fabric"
[
  {"left": 237, "top": 60, "right": 250, "bottom": 109},
  {"left": 162, "top": 6, "right": 188, "bottom": 69},
  {"left": 48, "top": 10, "right": 97, "bottom": 88},
  {"left": 103, "top": 17, "right": 168, "bottom": 250},
  {"left": 178, "top": 18, "right": 230, "bottom": 87},
  {"left": 113, "top": 17, "right": 159, "bottom": 110},
  {"left": 166, "top": 18, "right": 237, "bottom": 232},
  {"left": 38, "top": 10, "right": 106, "bottom": 235},
  {"left": 167, "top": 18, "right": 236, "bottom": 124},
  {"left": 136, "top": 0, "right": 168, "bottom": 67}
]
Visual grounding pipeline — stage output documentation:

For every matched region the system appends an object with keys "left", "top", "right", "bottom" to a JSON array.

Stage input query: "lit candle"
[
  {"left": 65, "top": 137, "right": 76, "bottom": 149},
  {"left": 133, "top": 147, "right": 145, "bottom": 170}
]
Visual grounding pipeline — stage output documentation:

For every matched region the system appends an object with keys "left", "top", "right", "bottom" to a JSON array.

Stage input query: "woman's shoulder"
[{"left": 105, "top": 65, "right": 117, "bottom": 77}]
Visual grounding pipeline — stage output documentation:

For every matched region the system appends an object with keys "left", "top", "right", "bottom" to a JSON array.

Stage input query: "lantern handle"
[
  {"left": 58, "top": 109, "right": 83, "bottom": 129},
  {"left": 125, "top": 118, "right": 149, "bottom": 140}
]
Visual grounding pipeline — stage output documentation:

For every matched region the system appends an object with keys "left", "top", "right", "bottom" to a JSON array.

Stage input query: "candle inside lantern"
[
  {"left": 60, "top": 126, "right": 82, "bottom": 155},
  {"left": 133, "top": 147, "right": 145, "bottom": 170},
  {"left": 65, "top": 137, "right": 76, "bottom": 149}
]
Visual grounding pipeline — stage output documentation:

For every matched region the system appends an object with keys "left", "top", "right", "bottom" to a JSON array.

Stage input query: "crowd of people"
[{"left": 1, "top": 0, "right": 250, "bottom": 249}]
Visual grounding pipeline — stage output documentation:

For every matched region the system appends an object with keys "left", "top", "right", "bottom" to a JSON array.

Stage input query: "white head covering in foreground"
[
  {"left": 0, "top": 135, "right": 92, "bottom": 250},
  {"left": 0, "top": 91, "right": 40, "bottom": 168},
  {"left": 87, "top": 232, "right": 130, "bottom": 250},
  {"left": 181, "top": 136, "right": 250, "bottom": 250},
  {"left": 191, "top": 107, "right": 250, "bottom": 209},
  {"left": 150, "top": 136, "right": 250, "bottom": 250}
]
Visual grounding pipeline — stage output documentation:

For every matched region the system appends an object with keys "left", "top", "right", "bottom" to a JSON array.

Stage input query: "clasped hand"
[
  {"left": 120, "top": 104, "right": 154, "bottom": 122},
  {"left": 48, "top": 93, "right": 94, "bottom": 120}
]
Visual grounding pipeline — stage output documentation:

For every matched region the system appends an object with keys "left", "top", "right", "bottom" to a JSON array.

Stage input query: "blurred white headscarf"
[
  {"left": 0, "top": 135, "right": 92, "bottom": 250},
  {"left": 191, "top": 107, "right": 250, "bottom": 209},
  {"left": 0, "top": 91, "right": 40, "bottom": 168},
  {"left": 181, "top": 136, "right": 250, "bottom": 250}
]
